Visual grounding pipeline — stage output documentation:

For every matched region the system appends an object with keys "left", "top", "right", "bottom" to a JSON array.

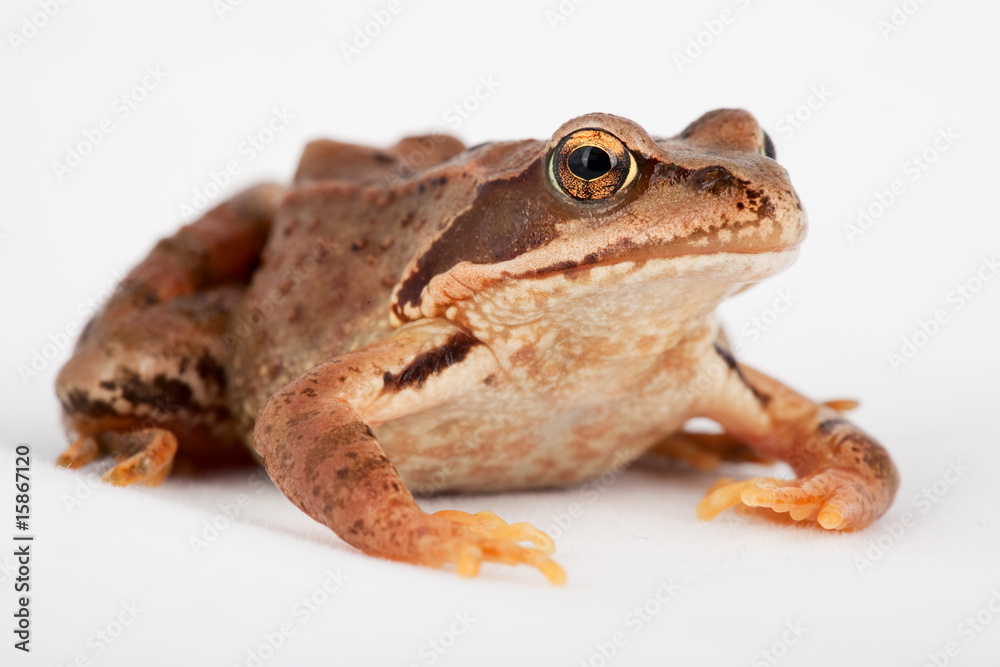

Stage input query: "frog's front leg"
[
  {"left": 693, "top": 345, "right": 899, "bottom": 530},
  {"left": 253, "top": 323, "right": 566, "bottom": 584}
]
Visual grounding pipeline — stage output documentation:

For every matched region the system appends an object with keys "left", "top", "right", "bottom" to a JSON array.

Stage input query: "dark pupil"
[{"left": 568, "top": 145, "right": 614, "bottom": 180}]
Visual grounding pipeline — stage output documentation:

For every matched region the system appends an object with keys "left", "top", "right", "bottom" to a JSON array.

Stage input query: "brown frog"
[{"left": 55, "top": 110, "right": 899, "bottom": 584}]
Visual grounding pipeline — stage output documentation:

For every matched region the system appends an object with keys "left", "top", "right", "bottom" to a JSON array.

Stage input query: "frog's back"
[{"left": 226, "top": 134, "right": 474, "bottom": 439}]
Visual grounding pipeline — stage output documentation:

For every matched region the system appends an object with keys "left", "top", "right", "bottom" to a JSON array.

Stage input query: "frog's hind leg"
[
  {"left": 57, "top": 430, "right": 176, "bottom": 486},
  {"left": 55, "top": 288, "right": 249, "bottom": 485},
  {"left": 647, "top": 430, "right": 773, "bottom": 471},
  {"left": 94, "top": 429, "right": 178, "bottom": 487},
  {"left": 56, "top": 429, "right": 172, "bottom": 484},
  {"left": 56, "top": 434, "right": 101, "bottom": 470},
  {"left": 55, "top": 184, "right": 286, "bottom": 485},
  {"left": 650, "top": 400, "right": 870, "bottom": 471}
]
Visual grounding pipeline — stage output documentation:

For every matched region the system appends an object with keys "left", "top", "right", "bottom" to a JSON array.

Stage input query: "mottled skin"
[{"left": 56, "top": 110, "right": 898, "bottom": 583}]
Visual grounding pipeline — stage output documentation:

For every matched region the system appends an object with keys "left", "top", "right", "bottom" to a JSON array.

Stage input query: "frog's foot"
[
  {"left": 649, "top": 431, "right": 773, "bottom": 471},
  {"left": 56, "top": 435, "right": 101, "bottom": 470},
  {"left": 696, "top": 467, "right": 882, "bottom": 530},
  {"left": 427, "top": 510, "right": 566, "bottom": 585},
  {"left": 102, "top": 429, "right": 178, "bottom": 487},
  {"left": 57, "top": 428, "right": 178, "bottom": 487}
]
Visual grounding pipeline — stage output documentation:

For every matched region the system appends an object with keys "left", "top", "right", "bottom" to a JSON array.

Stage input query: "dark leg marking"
[
  {"left": 383, "top": 332, "right": 479, "bottom": 392},
  {"left": 833, "top": 432, "right": 898, "bottom": 485},
  {"left": 713, "top": 342, "right": 771, "bottom": 406},
  {"left": 817, "top": 417, "right": 849, "bottom": 436}
]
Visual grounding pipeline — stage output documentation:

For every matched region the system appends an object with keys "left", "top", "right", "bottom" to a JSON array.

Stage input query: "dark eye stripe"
[{"left": 392, "top": 159, "right": 563, "bottom": 319}]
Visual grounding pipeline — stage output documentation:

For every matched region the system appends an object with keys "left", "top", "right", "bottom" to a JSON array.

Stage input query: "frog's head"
[{"left": 390, "top": 110, "right": 806, "bottom": 332}]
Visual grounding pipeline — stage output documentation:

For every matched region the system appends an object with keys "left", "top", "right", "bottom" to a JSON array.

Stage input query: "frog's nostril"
[{"left": 693, "top": 166, "right": 735, "bottom": 193}]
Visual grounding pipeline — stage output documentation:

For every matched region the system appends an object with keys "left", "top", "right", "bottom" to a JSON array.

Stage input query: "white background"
[{"left": 2, "top": 1, "right": 999, "bottom": 665}]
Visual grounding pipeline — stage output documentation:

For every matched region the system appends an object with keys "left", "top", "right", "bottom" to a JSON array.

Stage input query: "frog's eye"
[
  {"left": 760, "top": 130, "right": 776, "bottom": 160},
  {"left": 550, "top": 129, "right": 637, "bottom": 201}
]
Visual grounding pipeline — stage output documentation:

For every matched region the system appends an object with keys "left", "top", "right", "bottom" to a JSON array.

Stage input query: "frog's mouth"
[
  {"left": 412, "top": 248, "right": 800, "bottom": 341},
  {"left": 508, "top": 241, "right": 801, "bottom": 283}
]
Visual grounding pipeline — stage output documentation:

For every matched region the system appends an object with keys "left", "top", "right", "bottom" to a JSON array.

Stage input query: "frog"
[{"left": 55, "top": 109, "right": 899, "bottom": 584}]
